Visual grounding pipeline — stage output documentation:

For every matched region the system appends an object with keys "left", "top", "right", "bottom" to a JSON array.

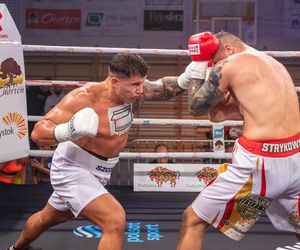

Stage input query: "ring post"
[{"left": 0, "top": 4, "right": 29, "bottom": 163}]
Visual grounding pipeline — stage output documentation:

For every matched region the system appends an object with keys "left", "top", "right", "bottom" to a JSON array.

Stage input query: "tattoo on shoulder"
[{"left": 189, "top": 60, "right": 228, "bottom": 115}]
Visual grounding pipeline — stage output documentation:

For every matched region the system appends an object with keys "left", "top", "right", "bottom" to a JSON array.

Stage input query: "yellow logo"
[
  {"left": 0, "top": 57, "right": 24, "bottom": 88},
  {"left": 2, "top": 112, "right": 27, "bottom": 139}
]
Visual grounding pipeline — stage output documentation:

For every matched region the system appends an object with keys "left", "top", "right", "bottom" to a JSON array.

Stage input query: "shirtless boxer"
[
  {"left": 8, "top": 52, "right": 188, "bottom": 250},
  {"left": 176, "top": 31, "right": 300, "bottom": 249}
]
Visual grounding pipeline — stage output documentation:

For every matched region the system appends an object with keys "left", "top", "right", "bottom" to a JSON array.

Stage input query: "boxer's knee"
[
  {"left": 182, "top": 205, "right": 207, "bottom": 230},
  {"left": 102, "top": 208, "right": 126, "bottom": 235},
  {"left": 35, "top": 204, "right": 73, "bottom": 229}
]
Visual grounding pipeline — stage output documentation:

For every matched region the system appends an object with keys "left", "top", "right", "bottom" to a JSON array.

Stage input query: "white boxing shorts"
[
  {"left": 48, "top": 141, "right": 119, "bottom": 217},
  {"left": 192, "top": 133, "right": 300, "bottom": 241}
]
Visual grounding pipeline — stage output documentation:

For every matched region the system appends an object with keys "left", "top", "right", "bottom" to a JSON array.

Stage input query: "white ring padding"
[
  {"left": 29, "top": 150, "right": 232, "bottom": 159},
  {"left": 27, "top": 115, "right": 243, "bottom": 126},
  {"left": 23, "top": 45, "right": 300, "bottom": 58}
]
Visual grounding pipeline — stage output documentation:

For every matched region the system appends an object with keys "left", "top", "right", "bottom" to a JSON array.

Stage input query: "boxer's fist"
[
  {"left": 188, "top": 31, "right": 219, "bottom": 62},
  {"left": 54, "top": 107, "right": 99, "bottom": 143},
  {"left": 178, "top": 61, "right": 209, "bottom": 89},
  {"left": 178, "top": 32, "right": 219, "bottom": 89}
]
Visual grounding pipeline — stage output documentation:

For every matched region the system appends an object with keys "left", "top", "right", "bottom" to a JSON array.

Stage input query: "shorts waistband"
[
  {"left": 238, "top": 133, "right": 300, "bottom": 157},
  {"left": 55, "top": 141, "right": 119, "bottom": 167},
  {"left": 82, "top": 147, "right": 118, "bottom": 162}
]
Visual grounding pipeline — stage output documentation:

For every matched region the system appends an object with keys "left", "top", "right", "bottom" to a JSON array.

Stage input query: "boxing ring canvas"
[{"left": 0, "top": 183, "right": 296, "bottom": 250}]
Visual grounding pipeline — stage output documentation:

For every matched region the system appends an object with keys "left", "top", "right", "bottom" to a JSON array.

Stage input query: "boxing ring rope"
[
  {"left": 24, "top": 45, "right": 300, "bottom": 159},
  {"left": 27, "top": 116, "right": 241, "bottom": 157},
  {"left": 26, "top": 80, "right": 300, "bottom": 93},
  {"left": 29, "top": 150, "right": 233, "bottom": 159},
  {"left": 23, "top": 44, "right": 300, "bottom": 58},
  {"left": 27, "top": 115, "right": 243, "bottom": 126}
]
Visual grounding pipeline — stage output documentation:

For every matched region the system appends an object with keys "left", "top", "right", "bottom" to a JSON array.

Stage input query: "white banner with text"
[
  {"left": 134, "top": 163, "right": 220, "bottom": 192},
  {"left": 0, "top": 4, "right": 29, "bottom": 163}
]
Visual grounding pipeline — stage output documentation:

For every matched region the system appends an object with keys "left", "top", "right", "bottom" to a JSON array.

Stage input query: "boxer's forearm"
[
  {"left": 143, "top": 77, "right": 185, "bottom": 101},
  {"left": 188, "top": 60, "right": 227, "bottom": 116},
  {"left": 31, "top": 119, "right": 58, "bottom": 146},
  {"left": 188, "top": 78, "right": 224, "bottom": 116}
]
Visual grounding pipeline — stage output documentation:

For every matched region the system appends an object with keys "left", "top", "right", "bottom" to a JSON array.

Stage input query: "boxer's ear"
[{"left": 223, "top": 44, "right": 235, "bottom": 56}]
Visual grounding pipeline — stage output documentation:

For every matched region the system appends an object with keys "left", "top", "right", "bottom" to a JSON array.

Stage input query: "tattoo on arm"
[
  {"left": 133, "top": 77, "right": 185, "bottom": 112},
  {"left": 145, "top": 77, "right": 185, "bottom": 100},
  {"left": 189, "top": 61, "right": 227, "bottom": 116}
]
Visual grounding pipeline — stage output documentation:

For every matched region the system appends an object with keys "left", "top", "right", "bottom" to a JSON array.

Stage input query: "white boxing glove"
[
  {"left": 177, "top": 61, "right": 208, "bottom": 89},
  {"left": 54, "top": 107, "right": 99, "bottom": 143}
]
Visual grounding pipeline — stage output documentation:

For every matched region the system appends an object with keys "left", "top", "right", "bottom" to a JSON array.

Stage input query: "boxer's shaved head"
[{"left": 215, "top": 31, "right": 244, "bottom": 48}]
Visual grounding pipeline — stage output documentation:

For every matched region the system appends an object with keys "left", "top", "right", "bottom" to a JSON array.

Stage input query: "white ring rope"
[
  {"left": 28, "top": 115, "right": 243, "bottom": 126},
  {"left": 22, "top": 45, "right": 300, "bottom": 58},
  {"left": 26, "top": 81, "right": 300, "bottom": 92},
  {"left": 23, "top": 45, "right": 189, "bottom": 56},
  {"left": 29, "top": 150, "right": 232, "bottom": 159}
]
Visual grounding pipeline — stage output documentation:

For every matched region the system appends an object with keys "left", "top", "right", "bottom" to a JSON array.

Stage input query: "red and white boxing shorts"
[{"left": 192, "top": 133, "right": 300, "bottom": 240}]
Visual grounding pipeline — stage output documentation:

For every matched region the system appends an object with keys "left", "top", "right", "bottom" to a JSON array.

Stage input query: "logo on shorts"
[
  {"left": 66, "top": 201, "right": 73, "bottom": 210},
  {"left": 261, "top": 139, "right": 300, "bottom": 153},
  {"left": 95, "top": 165, "right": 112, "bottom": 173},
  {"left": 236, "top": 194, "right": 271, "bottom": 220}
]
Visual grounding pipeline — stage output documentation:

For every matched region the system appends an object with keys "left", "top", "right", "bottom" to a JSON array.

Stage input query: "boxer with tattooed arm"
[{"left": 177, "top": 31, "right": 300, "bottom": 250}]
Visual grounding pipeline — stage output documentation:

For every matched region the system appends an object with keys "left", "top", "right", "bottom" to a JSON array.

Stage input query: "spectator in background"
[
  {"left": 44, "top": 84, "right": 65, "bottom": 114},
  {"left": 26, "top": 77, "right": 52, "bottom": 148},
  {"left": 151, "top": 144, "right": 174, "bottom": 164},
  {"left": 26, "top": 77, "right": 52, "bottom": 116},
  {"left": 30, "top": 145, "right": 53, "bottom": 184}
]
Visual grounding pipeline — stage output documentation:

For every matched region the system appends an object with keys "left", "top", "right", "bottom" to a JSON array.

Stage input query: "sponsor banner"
[
  {"left": 0, "top": 4, "right": 29, "bottom": 163},
  {"left": 284, "top": 0, "right": 300, "bottom": 37},
  {"left": 146, "top": 0, "right": 183, "bottom": 5},
  {"left": 26, "top": 8, "right": 81, "bottom": 30},
  {"left": 134, "top": 163, "right": 220, "bottom": 192},
  {"left": 19, "top": 0, "right": 187, "bottom": 45},
  {"left": 22, "top": 1, "right": 142, "bottom": 36},
  {"left": 81, "top": 9, "right": 140, "bottom": 36},
  {"left": 0, "top": 3, "right": 21, "bottom": 41},
  {"left": 212, "top": 124, "right": 225, "bottom": 156},
  {"left": 144, "top": 10, "right": 183, "bottom": 31}
]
